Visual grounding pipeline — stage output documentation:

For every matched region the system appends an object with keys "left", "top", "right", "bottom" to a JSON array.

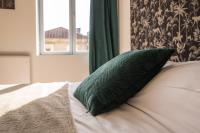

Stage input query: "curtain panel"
[{"left": 89, "top": 0, "right": 119, "bottom": 74}]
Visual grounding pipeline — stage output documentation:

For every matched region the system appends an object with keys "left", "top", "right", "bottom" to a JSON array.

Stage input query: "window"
[{"left": 38, "top": 0, "right": 90, "bottom": 54}]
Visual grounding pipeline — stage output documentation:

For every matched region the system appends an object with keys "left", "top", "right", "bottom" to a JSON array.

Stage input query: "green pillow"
[{"left": 74, "top": 48, "right": 174, "bottom": 116}]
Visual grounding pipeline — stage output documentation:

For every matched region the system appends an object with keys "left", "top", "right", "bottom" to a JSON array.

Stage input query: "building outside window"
[{"left": 38, "top": 0, "right": 90, "bottom": 54}]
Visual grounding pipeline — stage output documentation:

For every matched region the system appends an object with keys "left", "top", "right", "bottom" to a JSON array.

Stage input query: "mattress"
[{"left": 0, "top": 61, "right": 199, "bottom": 133}]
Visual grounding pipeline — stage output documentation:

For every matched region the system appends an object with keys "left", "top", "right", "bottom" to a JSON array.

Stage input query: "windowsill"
[{"left": 39, "top": 52, "right": 89, "bottom": 56}]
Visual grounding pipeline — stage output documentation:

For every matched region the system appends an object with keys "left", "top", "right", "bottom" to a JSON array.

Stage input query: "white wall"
[
  {"left": 0, "top": 0, "right": 130, "bottom": 83},
  {"left": 119, "top": 0, "right": 131, "bottom": 53}
]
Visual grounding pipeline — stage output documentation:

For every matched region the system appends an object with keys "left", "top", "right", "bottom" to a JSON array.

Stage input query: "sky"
[{"left": 43, "top": 0, "right": 90, "bottom": 35}]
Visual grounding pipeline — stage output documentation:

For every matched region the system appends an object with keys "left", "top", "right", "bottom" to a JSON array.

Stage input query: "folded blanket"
[{"left": 0, "top": 84, "right": 77, "bottom": 133}]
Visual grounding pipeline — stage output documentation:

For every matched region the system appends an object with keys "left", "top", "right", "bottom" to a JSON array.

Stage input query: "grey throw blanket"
[{"left": 0, "top": 84, "right": 77, "bottom": 133}]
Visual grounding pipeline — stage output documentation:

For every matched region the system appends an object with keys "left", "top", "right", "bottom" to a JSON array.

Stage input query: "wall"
[
  {"left": 130, "top": 0, "right": 200, "bottom": 62},
  {"left": 0, "top": 0, "right": 130, "bottom": 83},
  {"left": 119, "top": 0, "right": 131, "bottom": 53}
]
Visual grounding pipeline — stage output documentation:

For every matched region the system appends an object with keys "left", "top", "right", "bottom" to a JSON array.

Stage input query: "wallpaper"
[
  {"left": 130, "top": 0, "right": 200, "bottom": 61},
  {"left": 0, "top": 0, "right": 15, "bottom": 9}
]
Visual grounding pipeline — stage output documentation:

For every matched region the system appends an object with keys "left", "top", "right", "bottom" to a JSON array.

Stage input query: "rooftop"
[{"left": 45, "top": 27, "right": 88, "bottom": 39}]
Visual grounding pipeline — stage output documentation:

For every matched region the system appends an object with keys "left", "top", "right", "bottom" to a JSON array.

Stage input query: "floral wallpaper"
[
  {"left": 0, "top": 0, "right": 15, "bottom": 9},
  {"left": 130, "top": 0, "right": 200, "bottom": 61}
]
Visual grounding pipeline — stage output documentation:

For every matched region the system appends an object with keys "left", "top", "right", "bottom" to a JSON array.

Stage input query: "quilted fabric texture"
[{"left": 74, "top": 48, "right": 174, "bottom": 116}]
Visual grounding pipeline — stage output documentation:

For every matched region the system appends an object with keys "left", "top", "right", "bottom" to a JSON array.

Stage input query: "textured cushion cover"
[{"left": 74, "top": 48, "right": 174, "bottom": 116}]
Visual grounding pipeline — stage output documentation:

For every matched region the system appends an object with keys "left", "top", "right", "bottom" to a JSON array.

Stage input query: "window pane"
[
  {"left": 43, "top": 0, "right": 70, "bottom": 52},
  {"left": 75, "top": 0, "right": 90, "bottom": 52}
]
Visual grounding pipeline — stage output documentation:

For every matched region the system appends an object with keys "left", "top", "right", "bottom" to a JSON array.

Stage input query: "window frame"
[{"left": 38, "top": 0, "right": 88, "bottom": 55}]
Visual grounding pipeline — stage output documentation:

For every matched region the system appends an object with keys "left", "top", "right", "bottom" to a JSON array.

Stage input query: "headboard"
[
  {"left": 0, "top": 54, "right": 30, "bottom": 84},
  {"left": 130, "top": 0, "right": 200, "bottom": 61}
]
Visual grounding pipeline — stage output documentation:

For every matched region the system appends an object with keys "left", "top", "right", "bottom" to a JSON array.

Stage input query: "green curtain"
[{"left": 89, "top": 0, "right": 119, "bottom": 74}]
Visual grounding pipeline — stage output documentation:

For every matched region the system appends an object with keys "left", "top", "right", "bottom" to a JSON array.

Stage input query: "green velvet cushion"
[{"left": 74, "top": 48, "right": 174, "bottom": 116}]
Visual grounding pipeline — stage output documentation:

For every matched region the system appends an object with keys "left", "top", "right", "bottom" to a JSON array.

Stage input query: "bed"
[{"left": 0, "top": 61, "right": 200, "bottom": 133}]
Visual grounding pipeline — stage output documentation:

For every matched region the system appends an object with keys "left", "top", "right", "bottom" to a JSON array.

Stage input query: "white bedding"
[
  {"left": 0, "top": 82, "right": 77, "bottom": 133},
  {"left": 70, "top": 61, "right": 200, "bottom": 133},
  {"left": 0, "top": 82, "right": 68, "bottom": 116},
  {"left": 0, "top": 61, "right": 199, "bottom": 133}
]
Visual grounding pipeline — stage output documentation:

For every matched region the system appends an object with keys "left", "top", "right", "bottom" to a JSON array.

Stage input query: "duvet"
[{"left": 0, "top": 61, "right": 199, "bottom": 133}]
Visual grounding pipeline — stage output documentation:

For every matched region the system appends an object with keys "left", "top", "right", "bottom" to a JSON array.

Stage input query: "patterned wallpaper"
[{"left": 130, "top": 0, "right": 200, "bottom": 61}]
